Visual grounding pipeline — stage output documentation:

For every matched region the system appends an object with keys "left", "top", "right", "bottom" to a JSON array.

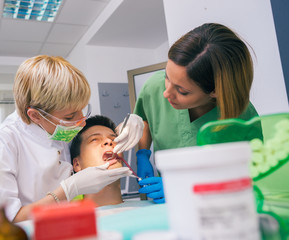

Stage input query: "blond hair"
[{"left": 13, "top": 55, "right": 91, "bottom": 124}]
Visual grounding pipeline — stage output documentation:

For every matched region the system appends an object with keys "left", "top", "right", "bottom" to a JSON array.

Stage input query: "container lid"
[
  {"left": 97, "top": 231, "right": 123, "bottom": 240},
  {"left": 155, "top": 141, "right": 251, "bottom": 171},
  {"left": 133, "top": 230, "right": 178, "bottom": 240}
]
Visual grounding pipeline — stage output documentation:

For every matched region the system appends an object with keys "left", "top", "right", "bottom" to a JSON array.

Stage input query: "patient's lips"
[
  {"left": 103, "top": 151, "right": 118, "bottom": 166},
  {"left": 104, "top": 151, "right": 140, "bottom": 179},
  {"left": 103, "top": 151, "right": 118, "bottom": 160}
]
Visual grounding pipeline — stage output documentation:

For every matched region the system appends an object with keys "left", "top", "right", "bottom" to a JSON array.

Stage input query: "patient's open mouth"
[
  {"left": 103, "top": 151, "right": 119, "bottom": 161},
  {"left": 103, "top": 151, "right": 140, "bottom": 178}
]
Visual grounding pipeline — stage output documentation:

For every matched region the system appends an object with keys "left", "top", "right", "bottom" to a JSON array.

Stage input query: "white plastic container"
[
  {"left": 155, "top": 142, "right": 260, "bottom": 240},
  {"left": 133, "top": 230, "right": 178, "bottom": 240}
]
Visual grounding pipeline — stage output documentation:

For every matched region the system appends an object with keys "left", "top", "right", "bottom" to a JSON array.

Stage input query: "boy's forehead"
[{"left": 82, "top": 125, "right": 116, "bottom": 139}]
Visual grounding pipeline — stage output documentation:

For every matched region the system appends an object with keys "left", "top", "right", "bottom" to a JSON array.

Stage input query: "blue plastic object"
[
  {"left": 139, "top": 177, "right": 165, "bottom": 204},
  {"left": 136, "top": 149, "right": 154, "bottom": 179}
]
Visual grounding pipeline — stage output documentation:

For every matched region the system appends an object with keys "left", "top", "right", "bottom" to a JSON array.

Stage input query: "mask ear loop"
[
  {"left": 36, "top": 111, "right": 61, "bottom": 138},
  {"left": 27, "top": 107, "right": 54, "bottom": 130},
  {"left": 36, "top": 112, "right": 58, "bottom": 137},
  {"left": 37, "top": 111, "right": 57, "bottom": 127}
]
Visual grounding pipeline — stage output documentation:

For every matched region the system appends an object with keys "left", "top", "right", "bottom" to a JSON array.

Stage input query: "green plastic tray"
[{"left": 197, "top": 112, "right": 289, "bottom": 238}]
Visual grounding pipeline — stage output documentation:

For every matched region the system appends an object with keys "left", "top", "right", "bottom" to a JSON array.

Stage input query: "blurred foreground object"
[
  {"left": 197, "top": 112, "right": 289, "bottom": 238},
  {"left": 0, "top": 204, "right": 28, "bottom": 240},
  {"left": 156, "top": 142, "right": 260, "bottom": 240},
  {"left": 31, "top": 200, "right": 97, "bottom": 240}
]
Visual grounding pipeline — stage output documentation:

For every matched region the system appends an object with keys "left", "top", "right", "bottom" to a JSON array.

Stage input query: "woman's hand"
[
  {"left": 113, "top": 114, "right": 144, "bottom": 154},
  {"left": 138, "top": 177, "right": 165, "bottom": 204},
  {"left": 60, "top": 165, "right": 132, "bottom": 201},
  {"left": 136, "top": 149, "right": 154, "bottom": 179}
]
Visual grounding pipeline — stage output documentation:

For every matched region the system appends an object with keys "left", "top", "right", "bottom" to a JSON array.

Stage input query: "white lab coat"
[{"left": 0, "top": 111, "right": 73, "bottom": 221}]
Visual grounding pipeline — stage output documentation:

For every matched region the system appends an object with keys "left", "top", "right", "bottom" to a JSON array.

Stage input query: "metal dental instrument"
[
  {"left": 116, "top": 113, "right": 142, "bottom": 180},
  {"left": 120, "top": 113, "right": 130, "bottom": 134},
  {"left": 105, "top": 151, "right": 141, "bottom": 180}
]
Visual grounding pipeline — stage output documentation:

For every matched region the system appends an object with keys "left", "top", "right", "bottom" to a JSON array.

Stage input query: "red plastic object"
[{"left": 31, "top": 200, "right": 97, "bottom": 240}]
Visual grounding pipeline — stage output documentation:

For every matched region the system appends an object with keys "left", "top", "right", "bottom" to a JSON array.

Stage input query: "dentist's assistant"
[{"left": 134, "top": 23, "right": 261, "bottom": 203}]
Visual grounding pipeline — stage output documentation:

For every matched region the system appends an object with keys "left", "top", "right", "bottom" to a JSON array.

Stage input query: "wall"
[
  {"left": 0, "top": 56, "right": 27, "bottom": 122},
  {"left": 163, "top": 0, "right": 289, "bottom": 115},
  {"left": 270, "top": 0, "right": 289, "bottom": 103},
  {"left": 0, "top": 56, "right": 27, "bottom": 91},
  {"left": 68, "top": 0, "right": 169, "bottom": 115},
  {"left": 69, "top": 43, "right": 169, "bottom": 115}
]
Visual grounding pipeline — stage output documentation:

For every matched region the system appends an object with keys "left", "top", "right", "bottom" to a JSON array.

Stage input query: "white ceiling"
[
  {"left": 0, "top": 0, "right": 112, "bottom": 57},
  {"left": 88, "top": 0, "right": 168, "bottom": 49},
  {"left": 0, "top": 0, "right": 168, "bottom": 57},
  {"left": 0, "top": 0, "right": 168, "bottom": 85}
]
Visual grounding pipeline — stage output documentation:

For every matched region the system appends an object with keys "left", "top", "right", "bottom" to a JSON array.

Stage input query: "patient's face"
[{"left": 73, "top": 125, "right": 123, "bottom": 171}]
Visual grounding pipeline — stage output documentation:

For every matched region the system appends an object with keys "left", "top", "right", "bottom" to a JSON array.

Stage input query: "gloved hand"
[
  {"left": 136, "top": 149, "right": 154, "bottom": 179},
  {"left": 61, "top": 162, "right": 132, "bottom": 201},
  {"left": 113, "top": 114, "right": 144, "bottom": 154},
  {"left": 138, "top": 177, "right": 165, "bottom": 204}
]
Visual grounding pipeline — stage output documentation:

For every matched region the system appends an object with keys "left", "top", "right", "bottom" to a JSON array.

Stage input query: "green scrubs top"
[{"left": 134, "top": 71, "right": 260, "bottom": 152}]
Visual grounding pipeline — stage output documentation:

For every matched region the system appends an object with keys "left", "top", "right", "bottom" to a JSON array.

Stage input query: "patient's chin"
[{"left": 108, "top": 161, "right": 122, "bottom": 170}]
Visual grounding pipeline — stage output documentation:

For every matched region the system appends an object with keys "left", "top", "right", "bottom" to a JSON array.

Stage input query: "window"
[
  {"left": 0, "top": 91, "right": 15, "bottom": 123},
  {"left": 2, "top": 0, "right": 63, "bottom": 22}
]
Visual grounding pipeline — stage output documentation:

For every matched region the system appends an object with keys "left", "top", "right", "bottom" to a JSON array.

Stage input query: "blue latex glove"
[
  {"left": 136, "top": 149, "right": 154, "bottom": 179},
  {"left": 138, "top": 177, "right": 165, "bottom": 204}
]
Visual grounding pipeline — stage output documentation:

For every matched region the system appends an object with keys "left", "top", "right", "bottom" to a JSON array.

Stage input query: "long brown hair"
[{"left": 168, "top": 23, "right": 253, "bottom": 119}]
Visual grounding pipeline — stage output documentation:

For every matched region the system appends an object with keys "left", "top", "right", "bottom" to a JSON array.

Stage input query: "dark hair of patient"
[{"left": 70, "top": 115, "right": 116, "bottom": 163}]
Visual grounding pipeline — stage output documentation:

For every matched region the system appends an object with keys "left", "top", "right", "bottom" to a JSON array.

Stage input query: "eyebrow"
[
  {"left": 165, "top": 71, "right": 192, "bottom": 93},
  {"left": 87, "top": 133, "right": 101, "bottom": 138},
  {"left": 86, "top": 132, "right": 117, "bottom": 140}
]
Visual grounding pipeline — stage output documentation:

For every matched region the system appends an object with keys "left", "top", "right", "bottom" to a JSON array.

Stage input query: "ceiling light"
[{"left": 2, "top": 0, "right": 63, "bottom": 22}]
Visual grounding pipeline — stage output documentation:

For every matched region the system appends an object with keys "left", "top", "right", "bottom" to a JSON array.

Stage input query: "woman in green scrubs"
[{"left": 134, "top": 23, "right": 260, "bottom": 203}]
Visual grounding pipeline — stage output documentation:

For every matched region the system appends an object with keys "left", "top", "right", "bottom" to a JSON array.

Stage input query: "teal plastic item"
[
  {"left": 98, "top": 204, "right": 169, "bottom": 240},
  {"left": 197, "top": 112, "right": 289, "bottom": 239}
]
